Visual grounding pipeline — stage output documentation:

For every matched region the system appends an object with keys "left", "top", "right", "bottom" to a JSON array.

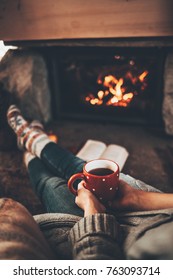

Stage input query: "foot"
[
  {"left": 29, "top": 120, "right": 44, "bottom": 131},
  {"left": 18, "top": 120, "right": 44, "bottom": 150},
  {"left": 7, "top": 105, "right": 48, "bottom": 152},
  {"left": 7, "top": 105, "right": 29, "bottom": 137}
]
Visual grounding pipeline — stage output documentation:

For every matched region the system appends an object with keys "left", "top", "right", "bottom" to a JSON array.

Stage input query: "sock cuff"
[
  {"left": 24, "top": 152, "right": 36, "bottom": 168},
  {"left": 31, "top": 135, "right": 53, "bottom": 158}
]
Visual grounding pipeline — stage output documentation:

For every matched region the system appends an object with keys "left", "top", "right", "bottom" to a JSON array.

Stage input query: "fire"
[
  {"left": 85, "top": 69, "right": 148, "bottom": 107},
  {"left": 139, "top": 71, "right": 148, "bottom": 82}
]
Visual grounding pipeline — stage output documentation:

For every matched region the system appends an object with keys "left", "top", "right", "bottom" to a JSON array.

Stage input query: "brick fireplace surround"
[{"left": 0, "top": 0, "right": 173, "bottom": 215}]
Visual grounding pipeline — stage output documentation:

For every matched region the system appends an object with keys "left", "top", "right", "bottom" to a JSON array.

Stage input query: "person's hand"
[
  {"left": 109, "top": 179, "right": 173, "bottom": 212},
  {"left": 108, "top": 179, "right": 141, "bottom": 211},
  {"left": 75, "top": 180, "right": 106, "bottom": 216}
]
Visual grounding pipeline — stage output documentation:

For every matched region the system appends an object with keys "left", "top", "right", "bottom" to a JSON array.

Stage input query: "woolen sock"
[
  {"left": 7, "top": 105, "right": 29, "bottom": 137},
  {"left": 7, "top": 104, "right": 34, "bottom": 150},
  {"left": 18, "top": 120, "right": 44, "bottom": 151},
  {"left": 7, "top": 105, "right": 52, "bottom": 155},
  {"left": 25, "top": 121, "right": 53, "bottom": 157},
  {"left": 29, "top": 120, "right": 44, "bottom": 131},
  {"left": 23, "top": 152, "right": 36, "bottom": 168},
  {"left": 25, "top": 132, "right": 51, "bottom": 158}
]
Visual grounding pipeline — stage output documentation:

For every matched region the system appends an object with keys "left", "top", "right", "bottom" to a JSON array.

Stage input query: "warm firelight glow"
[
  {"left": 48, "top": 134, "right": 58, "bottom": 143},
  {"left": 85, "top": 68, "right": 148, "bottom": 107}
]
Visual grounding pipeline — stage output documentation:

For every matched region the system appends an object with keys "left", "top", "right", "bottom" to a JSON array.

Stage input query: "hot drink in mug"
[{"left": 68, "top": 159, "right": 119, "bottom": 203}]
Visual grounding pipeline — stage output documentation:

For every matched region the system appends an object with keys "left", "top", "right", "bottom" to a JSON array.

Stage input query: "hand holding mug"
[
  {"left": 76, "top": 181, "right": 106, "bottom": 216},
  {"left": 68, "top": 159, "right": 119, "bottom": 203}
]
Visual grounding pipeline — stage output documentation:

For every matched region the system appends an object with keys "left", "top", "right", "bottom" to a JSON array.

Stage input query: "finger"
[{"left": 77, "top": 180, "right": 86, "bottom": 190}]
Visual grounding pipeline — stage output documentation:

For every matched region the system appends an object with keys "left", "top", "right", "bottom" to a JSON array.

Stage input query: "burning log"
[{"left": 85, "top": 69, "right": 148, "bottom": 107}]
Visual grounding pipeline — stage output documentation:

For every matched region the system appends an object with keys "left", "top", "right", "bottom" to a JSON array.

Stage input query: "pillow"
[{"left": 0, "top": 198, "right": 54, "bottom": 260}]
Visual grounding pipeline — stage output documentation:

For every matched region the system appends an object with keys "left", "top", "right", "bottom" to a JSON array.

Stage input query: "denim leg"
[
  {"left": 28, "top": 157, "right": 83, "bottom": 216},
  {"left": 40, "top": 142, "right": 86, "bottom": 180}
]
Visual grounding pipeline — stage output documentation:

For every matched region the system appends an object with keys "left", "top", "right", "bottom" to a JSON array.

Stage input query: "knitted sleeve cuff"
[{"left": 70, "top": 213, "right": 120, "bottom": 244}]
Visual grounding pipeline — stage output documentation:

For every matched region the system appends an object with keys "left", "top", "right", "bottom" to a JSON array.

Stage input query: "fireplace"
[
  {"left": 46, "top": 45, "right": 166, "bottom": 126},
  {"left": 0, "top": 1, "right": 173, "bottom": 130},
  {"left": 0, "top": 41, "right": 172, "bottom": 132}
]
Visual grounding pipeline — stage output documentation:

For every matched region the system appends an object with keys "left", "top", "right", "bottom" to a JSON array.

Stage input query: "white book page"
[
  {"left": 99, "top": 144, "right": 129, "bottom": 171},
  {"left": 76, "top": 139, "right": 106, "bottom": 162}
]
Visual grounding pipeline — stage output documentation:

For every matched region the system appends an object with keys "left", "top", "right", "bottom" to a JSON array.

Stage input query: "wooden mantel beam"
[{"left": 0, "top": 0, "right": 173, "bottom": 42}]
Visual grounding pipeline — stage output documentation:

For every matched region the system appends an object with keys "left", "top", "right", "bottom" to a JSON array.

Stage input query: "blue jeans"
[
  {"left": 28, "top": 142, "right": 161, "bottom": 216},
  {"left": 28, "top": 142, "right": 85, "bottom": 216}
]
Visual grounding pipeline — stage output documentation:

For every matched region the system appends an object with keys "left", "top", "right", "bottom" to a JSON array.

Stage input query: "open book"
[{"left": 76, "top": 139, "right": 129, "bottom": 171}]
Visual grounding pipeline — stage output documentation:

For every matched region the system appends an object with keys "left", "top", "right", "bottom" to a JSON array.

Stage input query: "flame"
[
  {"left": 139, "top": 71, "right": 148, "bottom": 82},
  {"left": 85, "top": 69, "right": 148, "bottom": 107},
  {"left": 97, "top": 90, "right": 104, "bottom": 99}
]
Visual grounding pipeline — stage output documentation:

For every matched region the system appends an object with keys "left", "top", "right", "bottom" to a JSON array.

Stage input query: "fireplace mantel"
[{"left": 0, "top": 0, "right": 173, "bottom": 44}]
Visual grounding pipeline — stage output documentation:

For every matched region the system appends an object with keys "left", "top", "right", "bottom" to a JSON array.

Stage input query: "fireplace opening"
[{"left": 48, "top": 46, "right": 166, "bottom": 126}]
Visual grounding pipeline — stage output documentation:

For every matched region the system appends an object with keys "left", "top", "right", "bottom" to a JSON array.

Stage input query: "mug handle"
[{"left": 68, "top": 173, "right": 85, "bottom": 195}]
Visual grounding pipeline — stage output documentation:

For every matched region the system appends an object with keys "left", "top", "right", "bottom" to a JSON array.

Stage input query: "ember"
[{"left": 85, "top": 62, "right": 149, "bottom": 107}]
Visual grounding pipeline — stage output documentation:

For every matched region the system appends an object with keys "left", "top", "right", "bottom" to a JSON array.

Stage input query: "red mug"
[{"left": 68, "top": 159, "right": 119, "bottom": 203}]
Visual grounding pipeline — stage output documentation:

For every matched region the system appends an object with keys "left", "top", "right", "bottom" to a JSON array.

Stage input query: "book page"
[
  {"left": 76, "top": 139, "right": 106, "bottom": 162},
  {"left": 100, "top": 144, "right": 129, "bottom": 171}
]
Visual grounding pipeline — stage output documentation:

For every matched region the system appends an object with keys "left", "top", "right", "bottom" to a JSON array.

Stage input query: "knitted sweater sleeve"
[{"left": 69, "top": 213, "right": 124, "bottom": 260}]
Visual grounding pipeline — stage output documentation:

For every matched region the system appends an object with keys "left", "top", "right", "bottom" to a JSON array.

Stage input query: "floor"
[{"left": 0, "top": 119, "right": 173, "bottom": 215}]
